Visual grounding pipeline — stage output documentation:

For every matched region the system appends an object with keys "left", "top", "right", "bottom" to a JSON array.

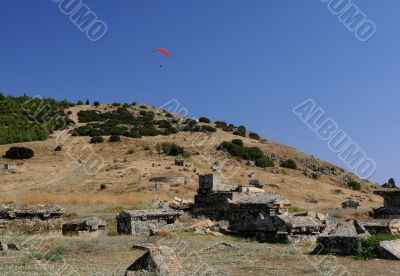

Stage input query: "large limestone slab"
[{"left": 378, "top": 240, "right": 400, "bottom": 260}]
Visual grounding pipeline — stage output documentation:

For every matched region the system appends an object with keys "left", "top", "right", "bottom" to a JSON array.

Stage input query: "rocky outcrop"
[
  {"left": 378, "top": 240, "right": 400, "bottom": 260},
  {"left": 62, "top": 217, "right": 107, "bottom": 237},
  {"left": 117, "top": 210, "right": 182, "bottom": 236},
  {"left": 126, "top": 245, "right": 182, "bottom": 275}
]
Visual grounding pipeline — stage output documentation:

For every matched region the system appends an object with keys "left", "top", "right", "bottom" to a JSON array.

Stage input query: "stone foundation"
[{"left": 116, "top": 210, "right": 182, "bottom": 236}]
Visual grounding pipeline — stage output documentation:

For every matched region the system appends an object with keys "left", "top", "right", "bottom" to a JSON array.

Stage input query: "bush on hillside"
[
  {"left": 249, "top": 132, "right": 261, "bottom": 140},
  {"left": 255, "top": 157, "right": 275, "bottom": 168},
  {"left": 218, "top": 140, "right": 264, "bottom": 161},
  {"left": 93, "top": 101, "right": 100, "bottom": 107},
  {"left": 348, "top": 181, "right": 361, "bottom": 191},
  {"left": 233, "top": 126, "right": 246, "bottom": 137},
  {"left": 109, "top": 135, "right": 121, "bottom": 143},
  {"left": 232, "top": 139, "right": 244, "bottom": 147},
  {"left": 90, "top": 136, "right": 104, "bottom": 144},
  {"left": 199, "top": 117, "right": 211, "bottom": 123},
  {"left": 5, "top": 147, "right": 34, "bottom": 160},
  {"left": 280, "top": 159, "right": 297, "bottom": 170},
  {"left": 157, "top": 142, "right": 185, "bottom": 156}
]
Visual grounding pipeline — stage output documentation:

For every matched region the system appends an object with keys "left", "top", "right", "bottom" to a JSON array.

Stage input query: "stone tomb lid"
[{"left": 0, "top": 204, "right": 65, "bottom": 220}]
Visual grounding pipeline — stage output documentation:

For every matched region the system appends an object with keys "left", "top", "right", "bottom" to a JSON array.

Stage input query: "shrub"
[
  {"left": 199, "top": 117, "right": 211, "bottom": 123},
  {"left": 218, "top": 141, "right": 264, "bottom": 161},
  {"left": 157, "top": 142, "right": 185, "bottom": 156},
  {"left": 93, "top": 101, "right": 100, "bottom": 107},
  {"left": 348, "top": 181, "right": 361, "bottom": 191},
  {"left": 85, "top": 99, "right": 90, "bottom": 105},
  {"left": 255, "top": 157, "right": 275, "bottom": 168},
  {"left": 109, "top": 135, "right": 121, "bottom": 143},
  {"left": 234, "top": 126, "right": 246, "bottom": 137},
  {"left": 356, "top": 235, "right": 400, "bottom": 260},
  {"left": 249, "top": 132, "right": 260, "bottom": 140},
  {"left": 126, "top": 148, "right": 135, "bottom": 154},
  {"left": 280, "top": 159, "right": 297, "bottom": 170},
  {"left": 90, "top": 136, "right": 104, "bottom": 144},
  {"left": 232, "top": 139, "right": 244, "bottom": 147},
  {"left": 5, "top": 147, "right": 34, "bottom": 160},
  {"left": 77, "top": 100, "right": 83, "bottom": 105}
]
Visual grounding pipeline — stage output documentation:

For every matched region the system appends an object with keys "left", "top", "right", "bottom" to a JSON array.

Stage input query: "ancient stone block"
[
  {"left": 116, "top": 210, "right": 182, "bottom": 236},
  {"left": 126, "top": 245, "right": 182, "bottom": 275},
  {"left": 62, "top": 217, "right": 107, "bottom": 237},
  {"left": 378, "top": 240, "right": 400, "bottom": 260}
]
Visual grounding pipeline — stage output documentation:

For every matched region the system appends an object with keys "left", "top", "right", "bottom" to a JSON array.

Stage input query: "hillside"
[{"left": 0, "top": 99, "right": 383, "bottom": 217}]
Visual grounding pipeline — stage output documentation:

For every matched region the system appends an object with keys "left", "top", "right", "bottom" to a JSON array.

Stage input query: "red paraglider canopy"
[{"left": 153, "top": 48, "right": 172, "bottom": 57}]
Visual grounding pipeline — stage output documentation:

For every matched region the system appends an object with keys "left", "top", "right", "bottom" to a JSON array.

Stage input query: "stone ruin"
[
  {"left": 126, "top": 245, "right": 182, "bottom": 275},
  {"left": 62, "top": 217, "right": 107, "bottom": 237},
  {"left": 373, "top": 189, "right": 400, "bottom": 218},
  {"left": 191, "top": 174, "right": 333, "bottom": 243},
  {"left": 116, "top": 210, "right": 183, "bottom": 236},
  {"left": 341, "top": 198, "right": 360, "bottom": 209},
  {"left": 0, "top": 204, "right": 64, "bottom": 235},
  {"left": 315, "top": 220, "right": 369, "bottom": 255}
]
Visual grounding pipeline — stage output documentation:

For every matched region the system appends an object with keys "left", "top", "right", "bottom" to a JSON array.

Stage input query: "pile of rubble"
[
  {"left": 0, "top": 204, "right": 65, "bottom": 235},
  {"left": 116, "top": 209, "right": 183, "bottom": 236}
]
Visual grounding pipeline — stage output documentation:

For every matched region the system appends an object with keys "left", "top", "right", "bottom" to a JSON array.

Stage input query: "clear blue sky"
[{"left": 1, "top": 0, "right": 399, "bottom": 184}]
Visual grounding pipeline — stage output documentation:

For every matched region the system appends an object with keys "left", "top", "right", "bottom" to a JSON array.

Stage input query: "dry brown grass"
[{"left": 11, "top": 191, "right": 169, "bottom": 205}]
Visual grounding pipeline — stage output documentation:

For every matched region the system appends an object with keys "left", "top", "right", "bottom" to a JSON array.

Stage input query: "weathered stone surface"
[
  {"left": 0, "top": 204, "right": 64, "bottom": 220},
  {"left": 315, "top": 220, "right": 370, "bottom": 256},
  {"left": 378, "top": 240, "right": 400, "bottom": 260},
  {"left": 342, "top": 199, "right": 360, "bottom": 209},
  {"left": 200, "top": 242, "right": 238, "bottom": 252},
  {"left": 192, "top": 174, "right": 330, "bottom": 243},
  {"left": 0, "top": 218, "right": 63, "bottom": 235},
  {"left": 126, "top": 246, "right": 182, "bottom": 275},
  {"left": 169, "top": 197, "right": 193, "bottom": 211},
  {"left": 62, "top": 217, "right": 107, "bottom": 237},
  {"left": 249, "top": 179, "right": 263, "bottom": 189},
  {"left": 117, "top": 210, "right": 182, "bottom": 236}
]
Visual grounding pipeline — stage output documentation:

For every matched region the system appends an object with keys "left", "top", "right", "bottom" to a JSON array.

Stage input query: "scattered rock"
[
  {"left": 201, "top": 242, "right": 238, "bottom": 252},
  {"left": 378, "top": 240, "right": 400, "bottom": 260},
  {"left": 126, "top": 246, "right": 182, "bottom": 275},
  {"left": 186, "top": 220, "right": 219, "bottom": 234}
]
